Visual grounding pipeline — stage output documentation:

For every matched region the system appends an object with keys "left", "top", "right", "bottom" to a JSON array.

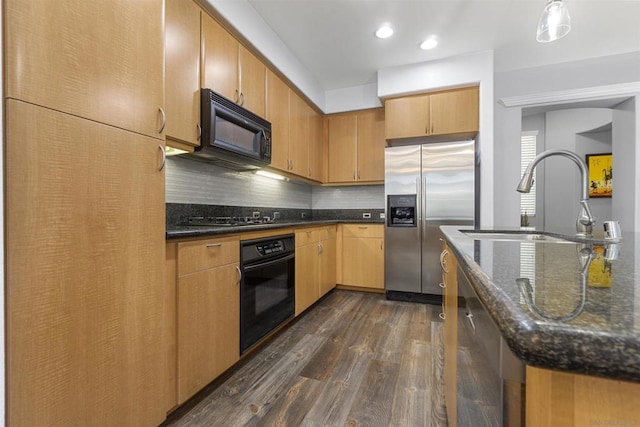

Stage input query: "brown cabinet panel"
[
  {"left": 239, "top": 45, "right": 266, "bottom": 117},
  {"left": 319, "top": 238, "right": 337, "bottom": 297},
  {"left": 385, "top": 95, "right": 430, "bottom": 139},
  {"left": 341, "top": 237, "right": 384, "bottom": 289},
  {"left": 266, "top": 69, "right": 291, "bottom": 172},
  {"left": 356, "top": 109, "right": 385, "bottom": 181},
  {"left": 5, "top": 0, "right": 164, "bottom": 139},
  {"left": 295, "top": 242, "right": 320, "bottom": 316},
  {"left": 308, "top": 109, "right": 324, "bottom": 181},
  {"left": 430, "top": 86, "right": 479, "bottom": 135},
  {"left": 289, "top": 91, "right": 310, "bottom": 176},
  {"left": 166, "top": 0, "right": 202, "bottom": 147},
  {"left": 342, "top": 223, "right": 384, "bottom": 239},
  {"left": 177, "top": 236, "right": 240, "bottom": 275},
  {"left": 201, "top": 12, "right": 239, "bottom": 102},
  {"left": 442, "top": 244, "right": 459, "bottom": 427},
  {"left": 327, "top": 114, "right": 358, "bottom": 182},
  {"left": 177, "top": 263, "right": 240, "bottom": 403},
  {"left": 6, "top": 100, "right": 166, "bottom": 426}
]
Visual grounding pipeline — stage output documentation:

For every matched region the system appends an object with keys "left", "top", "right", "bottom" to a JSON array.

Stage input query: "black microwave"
[{"left": 188, "top": 88, "right": 272, "bottom": 170}]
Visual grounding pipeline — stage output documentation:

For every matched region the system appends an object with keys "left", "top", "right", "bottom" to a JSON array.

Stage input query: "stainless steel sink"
[{"left": 461, "top": 230, "right": 576, "bottom": 243}]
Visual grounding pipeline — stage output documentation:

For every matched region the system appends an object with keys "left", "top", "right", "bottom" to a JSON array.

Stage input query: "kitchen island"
[{"left": 440, "top": 225, "right": 640, "bottom": 426}]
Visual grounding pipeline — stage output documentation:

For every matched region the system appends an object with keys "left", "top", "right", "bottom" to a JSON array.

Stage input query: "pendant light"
[{"left": 536, "top": 0, "right": 571, "bottom": 43}]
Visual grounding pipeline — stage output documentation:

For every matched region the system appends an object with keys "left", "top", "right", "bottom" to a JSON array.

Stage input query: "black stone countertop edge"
[
  {"left": 440, "top": 225, "right": 640, "bottom": 384},
  {"left": 166, "top": 219, "right": 385, "bottom": 240}
]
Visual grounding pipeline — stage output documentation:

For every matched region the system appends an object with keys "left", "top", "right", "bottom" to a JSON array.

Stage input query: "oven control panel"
[{"left": 256, "top": 240, "right": 284, "bottom": 255}]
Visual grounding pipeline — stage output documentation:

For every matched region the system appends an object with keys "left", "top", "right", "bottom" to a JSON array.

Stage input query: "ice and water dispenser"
[{"left": 387, "top": 194, "right": 417, "bottom": 227}]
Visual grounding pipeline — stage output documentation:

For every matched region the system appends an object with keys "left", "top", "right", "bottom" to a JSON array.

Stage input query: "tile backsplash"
[{"left": 166, "top": 156, "right": 384, "bottom": 210}]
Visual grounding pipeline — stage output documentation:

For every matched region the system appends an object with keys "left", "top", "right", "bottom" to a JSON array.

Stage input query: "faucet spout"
[{"left": 516, "top": 149, "right": 596, "bottom": 236}]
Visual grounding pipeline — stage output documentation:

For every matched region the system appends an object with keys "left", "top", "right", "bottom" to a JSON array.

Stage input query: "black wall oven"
[{"left": 240, "top": 234, "right": 295, "bottom": 354}]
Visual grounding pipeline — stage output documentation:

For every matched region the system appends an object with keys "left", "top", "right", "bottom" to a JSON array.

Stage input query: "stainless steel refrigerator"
[{"left": 385, "top": 140, "right": 477, "bottom": 303}]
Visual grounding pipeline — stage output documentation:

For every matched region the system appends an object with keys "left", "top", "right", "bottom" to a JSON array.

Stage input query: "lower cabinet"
[
  {"left": 176, "top": 236, "right": 240, "bottom": 404},
  {"left": 295, "top": 226, "right": 337, "bottom": 315},
  {"left": 441, "top": 243, "right": 459, "bottom": 427},
  {"left": 340, "top": 224, "right": 384, "bottom": 289}
]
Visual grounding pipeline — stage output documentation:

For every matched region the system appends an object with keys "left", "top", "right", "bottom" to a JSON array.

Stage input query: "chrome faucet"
[{"left": 517, "top": 149, "right": 595, "bottom": 237}]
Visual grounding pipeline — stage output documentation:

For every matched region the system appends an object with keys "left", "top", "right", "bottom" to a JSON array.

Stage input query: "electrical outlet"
[
  {"left": 363, "top": 212, "right": 371, "bottom": 219},
  {"left": 301, "top": 212, "right": 307, "bottom": 219},
  {"left": 273, "top": 212, "right": 280, "bottom": 220},
  {"left": 253, "top": 211, "right": 260, "bottom": 218},
  {"left": 380, "top": 213, "right": 386, "bottom": 219}
]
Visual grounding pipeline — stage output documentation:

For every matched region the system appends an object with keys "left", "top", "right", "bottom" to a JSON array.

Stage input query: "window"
[{"left": 520, "top": 131, "right": 538, "bottom": 216}]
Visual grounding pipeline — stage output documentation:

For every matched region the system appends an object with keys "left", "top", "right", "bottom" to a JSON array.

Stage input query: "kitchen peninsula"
[{"left": 440, "top": 226, "right": 640, "bottom": 426}]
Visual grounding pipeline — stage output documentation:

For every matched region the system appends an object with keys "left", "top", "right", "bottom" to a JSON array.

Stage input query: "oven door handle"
[{"left": 242, "top": 253, "right": 295, "bottom": 272}]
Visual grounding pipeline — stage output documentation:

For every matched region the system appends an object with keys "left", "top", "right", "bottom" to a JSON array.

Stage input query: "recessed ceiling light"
[
  {"left": 375, "top": 25, "right": 394, "bottom": 39},
  {"left": 420, "top": 37, "right": 438, "bottom": 50}
]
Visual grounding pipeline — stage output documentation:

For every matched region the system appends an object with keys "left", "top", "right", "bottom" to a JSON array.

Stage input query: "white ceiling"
[{"left": 247, "top": 0, "right": 640, "bottom": 91}]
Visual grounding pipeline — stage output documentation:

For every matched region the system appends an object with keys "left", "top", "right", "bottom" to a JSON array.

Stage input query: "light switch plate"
[{"left": 363, "top": 212, "right": 371, "bottom": 219}]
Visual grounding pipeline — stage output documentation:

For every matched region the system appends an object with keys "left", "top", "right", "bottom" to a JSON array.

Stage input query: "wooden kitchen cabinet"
[
  {"left": 5, "top": 0, "right": 165, "bottom": 140},
  {"left": 327, "top": 108, "right": 385, "bottom": 184},
  {"left": 176, "top": 236, "right": 240, "bottom": 404},
  {"left": 340, "top": 224, "right": 384, "bottom": 289},
  {"left": 295, "top": 226, "right": 337, "bottom": 315},
  {"left": 442, "top": 243, "right": 459, "bottom": 427},
  {"left": 385, "top": 86, "right": 479, "bottom": 140},
  {"left": 201, "top": 13, "right": 265, "bottom": 117},
  {"left": 288, "top": 91, "right": 311, "bottom": 177},
  {"left": 308, "top": 109, "right": 325, "bottom": 182},
  {"left": 6, "top": 100, "right": 167, "bottom": 427},
  {"left": 165, "top": 0, "right": 202, "bottom": 148},
  {"left": 266, "top": 69, "right": 291, "bottom": 172}
]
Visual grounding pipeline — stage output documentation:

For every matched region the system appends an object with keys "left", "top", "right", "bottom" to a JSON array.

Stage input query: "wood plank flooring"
[{"left": 165, "top": 290, "right": 447, "bottom": 427}]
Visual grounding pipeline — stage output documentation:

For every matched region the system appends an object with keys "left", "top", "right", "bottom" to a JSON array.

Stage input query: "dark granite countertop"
[
  {"left": 440, "top": 225, "right": 640, "bottom": 383},
  {"left": 166, "top": 219, "right": 384, "bottom": 240}
]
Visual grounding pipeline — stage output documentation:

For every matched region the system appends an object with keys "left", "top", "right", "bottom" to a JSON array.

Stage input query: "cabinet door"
[
  {"left": 319, "top": 238, "right": 337, "bottom": 297},
  {"left": 266, "top": 69, "right": 291, "bottom": 172},
  {"left": 289, "top": 91, "right": 310, "bottom": 176},
  {"left": 384, "top": 95, "right": 430, "bottom": 139},
  {"left": 356, "top": 109, "right": 385, "bottom": 182},
  {"left": 342, "top": 237, "right": 384, "bottom": 289},
  {"left": 5, "top": 0, "right": 164, "bottom": 139},
  {"left": 166, "top": 0, "right": 201, "bottom": 147},
  {"left": 177, "top": 263, "right": 240, "bottom": 403},
  {"left": 201, "top": 12, "right": 239, "bottom": 102},
  {"left": 442, "top": 245, "right": 459, "bottom": 427},
  {"left": 239, "top": 45, "right": 266, "bottom": 117},
  {"left": 430, "top": 87, "right": 479, "bottom": 135},
  {"left": 327, "top": 114, "right": 357, "bottom": 182},
  {"left": 6, "top": 100, "right": 166, "bottom": 427},
  {"left": 308, "top": 108, "right": 324, "bottom": 181},
  {"left": 295, "top": 243, "right": 320, "bottom": 315}
]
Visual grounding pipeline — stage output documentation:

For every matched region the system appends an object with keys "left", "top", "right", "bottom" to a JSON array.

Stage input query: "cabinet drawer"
[
  {"left": 342, "top": 224, "right": 384, "bottom": 238},
  {"left": 295, "top": 228, "right": 319, "bottom": 246},
  {"left": 178, "top": 236, "right": 240, "bottom": 275}
]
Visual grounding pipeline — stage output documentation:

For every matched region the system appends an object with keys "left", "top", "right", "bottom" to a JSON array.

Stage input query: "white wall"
[
  {"left": 324, "top": 83, "right": 382, "bottom": 113},
  {"left": 612, "top": 98, "right": 639, "bottom": 232},
  {"left": 377, "top": 50, "right": 495, "bottom": 226},
  {"left": 541, "top": 108, "right": 612, "bottom": 230},
  {"left": 494, "top": 52, "right": 640, "bottom": 229}
]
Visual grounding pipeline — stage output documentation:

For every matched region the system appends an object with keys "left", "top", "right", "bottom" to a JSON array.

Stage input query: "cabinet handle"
[
  {"left": 158, "top": 145, "right": 166, "bottom": 171},
  {"left": 234, "top": 89, "right": 239, "bottom": 103},
  {"left": 157, "top": 107, "right": 166, "bottom": 133},
  {"left": 466, "top": 312, "right": 476, "bottom": 334},
  {"left": 438, "top": 312, "right": 445, "bottom": 320},
  {"left": 239, "top": 92, "right": 245, "bottom": 106},
  {"left": 353, "top": 171, "right": 356, "bottom": 180},
  {"left": 206, "top": 243, "right": 222, "bottom": 248},
  {"left": 309, "top": 167, "right": 312, "bottom": 176},
  {"left": 439, "top": 282, "right": 445, "bottom": 289},
  {"left": 357, "top": 171, "right": 361, "bottom": 180},
  {"left": 380, "top": 241, "right": 383, "bottom": 250},
  {"left": 236, "top": 265, "right": 242, "bottom": 284},
  {"left": 197, "top": 123, "right": 201, "bottom": 141},
  {"left": 440, "top": 249, "right": 449, "bottom": 273},
  {"left": 318, "top": 243, "right": 323, "bottom": 254},
  {"left": 358, "top": 226, "right": 368, "bottom": 230}
]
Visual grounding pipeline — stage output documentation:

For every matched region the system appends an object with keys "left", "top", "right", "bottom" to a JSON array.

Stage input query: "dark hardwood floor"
[{"left": 166, "top": 290, "right": 447, "bottom": 427}]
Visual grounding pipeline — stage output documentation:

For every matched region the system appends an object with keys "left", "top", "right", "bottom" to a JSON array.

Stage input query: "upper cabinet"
[
  {"left": 385, "top": 86, "right": 479, "bottom": 140},
  {"left": 326, "top": 108, "right": 385, "bottom": 184},
  {"left": 165, "top": 0, "right": 201, "bottom": 148},
  {"left": 201, "top": 13, "right": 265, "bottom": 117},
  {"left": 266, "top": 69, "right": 291, "bottom": 172},
  {"left": 4, "top": 0, "right": 165, "bottom": 140},
  {"left": 288, "top": 91, "right": 311, "bottom": 177}
]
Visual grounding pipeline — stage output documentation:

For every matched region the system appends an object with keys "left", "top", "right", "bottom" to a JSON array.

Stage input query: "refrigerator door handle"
[{"left": 422, "top": 176, "right": 427, "bottom": 242}]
